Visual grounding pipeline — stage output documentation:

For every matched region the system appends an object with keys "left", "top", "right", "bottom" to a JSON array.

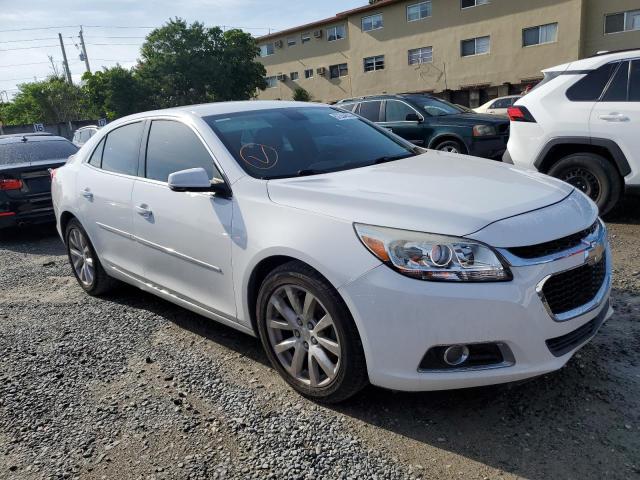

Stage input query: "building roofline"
[{"left": 256, "top": 0, "right": 401, "bottom": 41}]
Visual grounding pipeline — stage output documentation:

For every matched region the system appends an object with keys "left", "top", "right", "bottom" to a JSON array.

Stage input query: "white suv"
[{"left": 504, "top": 49, "right": 639, "bottom": 214}]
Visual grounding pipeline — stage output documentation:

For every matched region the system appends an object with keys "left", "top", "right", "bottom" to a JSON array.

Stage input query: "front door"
[
  {"left": 76, "top": 121, "right": 145, "bottom": 276},
  {"left": 379, "top": 99, "right": 427, "bottom": 145},
  {"left": 131, "top": 119, "right": 236, "bottom": 319}
]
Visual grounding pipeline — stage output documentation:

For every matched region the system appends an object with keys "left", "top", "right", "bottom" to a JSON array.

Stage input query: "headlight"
[
  {"left": 472, "top": 125, "right": 497, "bottom": 136},
  {"left": 354, "top": 224, "right": 512, "bottom": 282}
]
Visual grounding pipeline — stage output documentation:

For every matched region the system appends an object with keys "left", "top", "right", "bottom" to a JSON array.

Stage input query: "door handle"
[
  {"left": 135, "top": 204, "right": 152, "bottom": 218},
  {"left": 598, "top": 113, "right": 629, "bottom": 122},
  {"left": 81, "top": 188, "right": 93, "bottom": 200}
]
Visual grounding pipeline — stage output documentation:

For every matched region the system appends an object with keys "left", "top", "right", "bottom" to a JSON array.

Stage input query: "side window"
[
  {"left": 338, "top": 103, "right": 357, "bottom": 112},
  {"left": 385, "top": 100, "right": 418, "bottom": 122},
  {"left": 629, "top": 60, "right": 640, "bottom": 102},
  {"left": 146, "top": 120, "right": 220, "bottom": 182},
  {"left": 358, "top": 101, "right": 382, "bottom": 122},
  {"left": 88, "top": 137, "right": 105, "bottom": 167},
  {"left": 602, "top": 62, "right": 629, "bottom": 102},
  {"left": 101, "top": 122, "right": 144, "bottom": 176},
  {"left": 490, "top": 99, "right": 505, "bottom": 109},
  {"left": 566, "top": 63, "right": 618, "bottom": 101}
]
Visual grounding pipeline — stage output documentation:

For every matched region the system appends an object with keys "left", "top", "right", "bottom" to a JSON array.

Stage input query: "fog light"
[{"left": 443, "top": 345, "right": 470, "bottom": 366}]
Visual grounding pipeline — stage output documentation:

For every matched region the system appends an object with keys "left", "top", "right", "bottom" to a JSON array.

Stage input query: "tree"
[
  {"left": 138, "top": 18, "right": 267, "bottom": 108},
  {"left": 0, "top": 76, "right": 91, "bottom": 126},
  {"left": 82, "top": 66, "right": 148, "bottom": 120},
  {"left": 292, "top": 87, "right": 312, "bottom": 102}
]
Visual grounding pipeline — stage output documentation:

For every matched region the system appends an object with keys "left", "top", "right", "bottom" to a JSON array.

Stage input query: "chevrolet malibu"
[{"left": 51, "top": 101, "right": 612, "bottom": 403}]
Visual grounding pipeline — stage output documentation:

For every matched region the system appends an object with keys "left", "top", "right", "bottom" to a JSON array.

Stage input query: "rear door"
[
  {"left": 354, "top": 100, "right": 383, "bottom": 123},
  {"left": 76, "top": 121, "right": 144, "bottom": 275},
  {"left": 590, "top": 59, "right": 640, "bottom": 181},
  {"left": 379, "top": 99, "right": 426, "bottom": 145}
]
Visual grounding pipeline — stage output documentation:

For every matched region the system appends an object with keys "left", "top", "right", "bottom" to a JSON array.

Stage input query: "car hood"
[
  {"left": 433, "top": 112, "right": 508, "bottom": 125},
  {"left": 267, "top": 152, "right": 574, "bottom": 238}
]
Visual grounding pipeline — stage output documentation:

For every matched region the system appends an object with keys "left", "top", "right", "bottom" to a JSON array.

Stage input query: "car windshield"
[
  {"left": 0, "top": 140, "right": 78, "bottom": 166},
  {"left": 410, "top": 97, "right": 464, "bottom": 116},
  {"left": 204, "top": 107, "right": 416, "bottom": 179}
]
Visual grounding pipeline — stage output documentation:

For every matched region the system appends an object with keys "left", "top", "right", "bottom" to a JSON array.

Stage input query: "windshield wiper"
[
  {"left": 295, "top": 168, "right": 329, "bottom": 177},
  {"left": 372, "top": 153, "right": 416, "bottom": 165}
]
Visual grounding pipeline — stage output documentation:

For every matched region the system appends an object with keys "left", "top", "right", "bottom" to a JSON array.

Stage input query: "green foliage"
[
  {"left": 292, "top": 87, "right": 312, "bottom": 102},
  {"left": 1, "top": 18, "right": 267, "bottom": 125},
  {"left": 82, "top": 66, "right": 148, "bottom": 120},
  {"left": 138, "top": 18, "right": 267, "bottom": 108},
  {"left": 0, "top": 76, "right": 91, "bottom": 126}
]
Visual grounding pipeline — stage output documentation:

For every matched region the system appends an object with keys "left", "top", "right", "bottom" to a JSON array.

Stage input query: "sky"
[{"left": 0, "top": 0, "right": 364, "bottom": 99}]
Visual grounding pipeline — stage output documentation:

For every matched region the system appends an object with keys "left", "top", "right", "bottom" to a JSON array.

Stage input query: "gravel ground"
[{"left": 0, "top": 196, "right": 639, "bottom": 480}]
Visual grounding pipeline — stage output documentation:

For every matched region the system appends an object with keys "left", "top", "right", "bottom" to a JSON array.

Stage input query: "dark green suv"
[{"left": 337, "top": 94, "right": 510, "bottom": 159}]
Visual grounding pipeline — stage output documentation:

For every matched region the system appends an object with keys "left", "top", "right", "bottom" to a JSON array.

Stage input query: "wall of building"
[
  {"left": 257, "top": 0, "right": 638, "bottom": 105},
  {"left": 581, "top": 0, "right": 640, "bottom": 56}
]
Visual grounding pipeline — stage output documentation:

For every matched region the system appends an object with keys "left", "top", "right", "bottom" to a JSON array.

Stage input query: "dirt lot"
[{"left": 0, "top": 197, "right": 639, "bottom": 480}]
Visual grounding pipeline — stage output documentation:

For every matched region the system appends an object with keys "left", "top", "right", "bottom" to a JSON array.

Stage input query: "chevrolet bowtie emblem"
[{"left": 583, "top": 239, "right": 604, "bottom": 264}]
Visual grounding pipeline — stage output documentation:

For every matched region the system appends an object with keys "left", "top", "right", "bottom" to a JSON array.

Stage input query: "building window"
[
  {"left": 290, "top": 71, "right": 299, "bottom": 81},
  {"left": 265, "top": 76, "right": 277, "bottom": 88},
  {"left": 407, "top": 2, "right": 431, "bottom": 22},
  {"left": 327, "top": 25, "right": 346, "bottom": 42},
  {"left": 304, "top": 68, "right": 314, "bottom": 79},
  {"left": 523, "top": 23, "right": 558, "bottom": 46},
  {"left": 260, "top": 44, "right": 274, "bottom": 57},
  {"left": 362, "top": 13, "right": 384, "bottom": 32},
  {"left": 461, "top": 36, "right": 490, "bottom": 56},
  {"left": 461, "top": 0, "right": 489, "bottom": 9},
  {"left": 329, "top": 63, "right": 349, "bottom": 79},
  {"left": 408, "top": 46, "right": 433, "bottom": 65},
  {"left": 605, "top": 10, "right": 640, "bottom": 34},
  {"left": 287, "top": 37, "right": 297, "bottom": 47},
  {"left": 364, "top": 55, "right": 385, "bottom": 72},
  {"left": 301, "top": 32, "right": 311, "bottom": 43}
]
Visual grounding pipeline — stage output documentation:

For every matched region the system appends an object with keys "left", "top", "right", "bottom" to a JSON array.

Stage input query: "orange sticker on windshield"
[{"left": 240, "top": 144, "right": 279, "bottom": 170}]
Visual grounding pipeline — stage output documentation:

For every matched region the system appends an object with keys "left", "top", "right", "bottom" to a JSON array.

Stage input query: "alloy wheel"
[
  {"left": 561, "top": 167, "right": 601, "bottom": 202},
  {"left": 265, "top": 285, "right": 341, "bottom": 388},
  {"left": 68, "top": 228, "right": 95, "bottom": 287},
  {"left": 439, "top": 145, "right": 459, "bottom": 153}
]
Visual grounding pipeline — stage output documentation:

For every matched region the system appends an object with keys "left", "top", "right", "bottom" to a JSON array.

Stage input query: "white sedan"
[{"left": 52, "top": 101, "right": 612, "bottom": 403}]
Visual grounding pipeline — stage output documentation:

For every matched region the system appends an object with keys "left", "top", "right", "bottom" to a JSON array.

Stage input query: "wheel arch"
[
  {"left": 428, "top": 133, "right": 469, "bottom": 154},
  {"left": 534, "top": 137, "right": 631, "bottom": 177},
  {"left": 59, "top": 211, "right": 78, "bottom": 241}
]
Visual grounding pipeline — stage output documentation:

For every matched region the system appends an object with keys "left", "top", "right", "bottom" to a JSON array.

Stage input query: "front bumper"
[
  {"left": 338, "top": 243, "right": 612, "bottom": 392},
  {"left": 468, "top": 135, "right": 509, "bottom": 160}
]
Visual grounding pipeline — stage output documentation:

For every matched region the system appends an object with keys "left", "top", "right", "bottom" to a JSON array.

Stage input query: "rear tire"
[
  {"left": 548, "top": 153, "right": 622, "bottom": 215},
  {"left": 434, "top": 139, "right": 465, "bottom": 154},
  {"left": 65, "top": 218, "right": 117, "bottom": 296},
  {"left": 256, "top": 261, "right": 368, "bottom": 403}
]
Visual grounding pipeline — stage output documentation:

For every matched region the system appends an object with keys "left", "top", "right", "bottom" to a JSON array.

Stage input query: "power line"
[
  {"left": 0, "top": 61, "right": 51, "bottom": 68},
  {"left": 0, "top": 44, "right": 60, "bottom": 51},
  {"left": 0, "top": 25, "right": 77, "bottom": 33},
  {"left": 86, "top": 42, "right": 142, "bottom": 46},
  {"left": 0, "top": 37, "right": 60, "bottom": 44}
]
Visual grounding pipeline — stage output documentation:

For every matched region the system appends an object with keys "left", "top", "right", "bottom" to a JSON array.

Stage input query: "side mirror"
[
  {"left": 405, "top": 113, "right": 422, "bottom": 122},
  {"left": 168, "top": 168, "right": 232, "bottom": 197}
]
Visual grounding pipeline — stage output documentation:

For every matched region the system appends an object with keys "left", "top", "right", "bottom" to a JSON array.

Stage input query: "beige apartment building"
[{"left": 256, "top": 0, "right": 640, "bottom": 107}]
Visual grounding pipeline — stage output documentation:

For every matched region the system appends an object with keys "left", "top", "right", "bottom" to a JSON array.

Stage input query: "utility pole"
[
  {"left": 58, "top": 33, "right": 73, "bottom": 84},
  {"left": 79, "top": 26, "right": 91, "bottom": 73}
]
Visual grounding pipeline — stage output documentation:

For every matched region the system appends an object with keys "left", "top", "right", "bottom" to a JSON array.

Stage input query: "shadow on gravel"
[
  {"left": 103, "top": 284, "right": 271, "bottom": 368},
  {"left": 0, "top": 224, "right": 64, "bottom": 256},
  {"left": 604, "top": 195, "right": 640, "bottom": 225}
]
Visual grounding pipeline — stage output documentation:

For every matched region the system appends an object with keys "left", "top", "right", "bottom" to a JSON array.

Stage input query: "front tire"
[
  {"left": 548, "top": 153, "right": 622, "bottom": 215},
  {"left": 434, "top": 139, "right": 465, "bottom": 154},
  {"left": 256, "top": 261, "right": 368, "bottom": 403},
  {"left": 65, "top": 218, "right": 116, "bottom": 296}
]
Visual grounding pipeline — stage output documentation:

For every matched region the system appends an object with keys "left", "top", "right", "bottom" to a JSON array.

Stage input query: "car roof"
[
  {"left": 0, "top": 135, "right": 70, "bottom": 145},
  {"left": 0, "top": 132, "right": 53, "bottom": 139},
  {"left": 543, "top": 48, "right": 640, "bottom": 73},
  {"left": 338, "top": 93, "right": 436, "bottom": 103},
  {"left": 76, "top": 125, "right": 99, "bottom": 131}
]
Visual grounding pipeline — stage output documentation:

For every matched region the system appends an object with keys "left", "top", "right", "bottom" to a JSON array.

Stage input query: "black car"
[
  {"left": 337, "top": 94, "right": 510, "bottom": 159},
  {"left": 0, "top": 134, "right": 78, "bottom": 229}
]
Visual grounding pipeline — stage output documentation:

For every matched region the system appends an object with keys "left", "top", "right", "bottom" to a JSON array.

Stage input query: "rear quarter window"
[{"left": 566, "top": 63, "right": 618, "bottom": 101}]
